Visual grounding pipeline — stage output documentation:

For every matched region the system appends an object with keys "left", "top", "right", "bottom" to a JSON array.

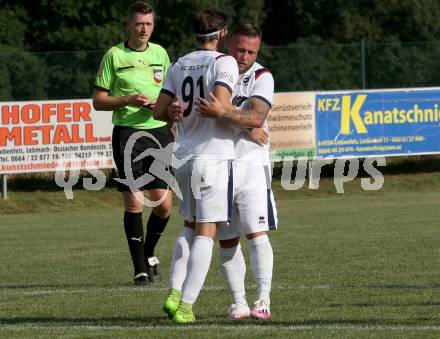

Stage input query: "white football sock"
[
  {"left": 168, "top": 227, "right": 194, "bottom": 290},
  {"left": 220, "top": 244, "right": 247, "bottom": 305},
  {"left": 248, "top": 234, "right": 273, "bottom": 305},
  {"left": 181, "top": 236, "right": 214, "bottom": 304}
]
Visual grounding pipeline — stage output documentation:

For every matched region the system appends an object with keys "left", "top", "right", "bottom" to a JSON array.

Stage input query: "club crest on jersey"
[
  {"left": 153, "top": 69, "right": 163, "bottom": 83},
  {"left": 232, "top": 95, "right": 248, "bottom": 107},
  {"left": 243, "top": 76, "right": 250, "bottom": 85}
]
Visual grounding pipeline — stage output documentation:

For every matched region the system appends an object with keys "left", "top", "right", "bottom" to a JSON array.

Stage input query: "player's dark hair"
[
  {"left": 193, "top": 10, "right": 228, "bottom": 43},
  {"left": 233, "top": 23, "right": 261, "bottom": 39},
  {"left": 127, "top": 1, "right": 155, "bottom": 20}
]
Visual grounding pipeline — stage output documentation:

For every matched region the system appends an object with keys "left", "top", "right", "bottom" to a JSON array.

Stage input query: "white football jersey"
[
  {"left": 232, "top": 62, "right": 274, "bottom": 165},
  {"left": 161, "top": 50, "right": 239, "bottom": 160}
]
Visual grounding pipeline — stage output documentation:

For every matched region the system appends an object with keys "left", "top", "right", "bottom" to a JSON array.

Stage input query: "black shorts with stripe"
[{"left": 112, "top": 124, "right": 173, "bottom": 192}]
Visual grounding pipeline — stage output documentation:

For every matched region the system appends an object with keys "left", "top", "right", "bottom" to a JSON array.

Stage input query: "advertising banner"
[
  {"left": 269, "top": 92, "right": 316, "bottom": 160},
  {"left": 2, "top": 88, "right": 440, "bottom": 175},
  {"left": 316, "top": 88, "right": 440, "bottom": 158},
  {"left": 0, "top": 99, "right": 114, "bottom": 174}
]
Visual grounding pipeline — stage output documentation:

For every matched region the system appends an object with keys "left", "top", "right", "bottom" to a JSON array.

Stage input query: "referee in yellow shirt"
[{"left": 93, "top": 2, "right": 172, "bottom": 285}]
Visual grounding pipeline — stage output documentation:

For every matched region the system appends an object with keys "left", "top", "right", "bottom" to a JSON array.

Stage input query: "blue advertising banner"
[{"left": 316, "top": 88, "right": 440, "bottom": 157}]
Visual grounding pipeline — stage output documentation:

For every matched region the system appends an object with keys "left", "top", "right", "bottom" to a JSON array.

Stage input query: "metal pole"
[
  {"left": 307, "top": 160, "right": 313, "bottom": 186},
  {"left": 1, "top": 174, "right": 7, "bottom": 199},
  {"left": 361, "top": 38, "right": 367, "bottom": 89}
]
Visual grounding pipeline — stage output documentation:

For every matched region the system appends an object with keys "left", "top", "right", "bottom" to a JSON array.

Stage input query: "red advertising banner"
[{"left": 0, "top": 99, "right": 114, "bottom": 174}]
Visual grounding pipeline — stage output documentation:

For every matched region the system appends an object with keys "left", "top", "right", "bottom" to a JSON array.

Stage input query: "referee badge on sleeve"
[{"left": 153, "top": 69, "right": 163, "bottom": 83}]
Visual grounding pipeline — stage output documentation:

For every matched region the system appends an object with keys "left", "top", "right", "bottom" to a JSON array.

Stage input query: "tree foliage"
[
  {"left": 1, "top": 0, "right": 440, "bottom": 99},
  {"left": 3, "top": 0, "right": 439, "bottom": 51},
  {"left": 262, "top": 0, "right": 440, "bottom": 45}
]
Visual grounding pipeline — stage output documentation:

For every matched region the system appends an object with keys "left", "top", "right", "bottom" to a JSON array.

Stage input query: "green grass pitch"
[{"left": 1, "top": 173, "right": 440, "bottom": 338}]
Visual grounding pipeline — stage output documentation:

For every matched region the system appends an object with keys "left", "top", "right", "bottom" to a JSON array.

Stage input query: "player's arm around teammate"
[
  {"left": 196, "top": 92, "right": 267, "bottom": 128},
  {"left": 201, "top": 24, "right": 277, "bottom": 320},
  {"left": 93, "top": 2, "right": 172, "bottom": 285}
]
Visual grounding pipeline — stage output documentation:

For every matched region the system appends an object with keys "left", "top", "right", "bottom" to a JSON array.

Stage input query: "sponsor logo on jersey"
[
  {"left": 218, "top": 71, "right": 234, "bottom": 84},
  {"left": 258, "top": 216, "right": 266, "bottom": 224}
]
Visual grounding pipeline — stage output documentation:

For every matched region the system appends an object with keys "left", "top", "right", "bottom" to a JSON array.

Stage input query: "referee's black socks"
[
  {"left": 123, "top": 211, "right": 147, "bottom": 275},
  {"left": 144, "top": 212, "right": 169, "bottom": 259}
]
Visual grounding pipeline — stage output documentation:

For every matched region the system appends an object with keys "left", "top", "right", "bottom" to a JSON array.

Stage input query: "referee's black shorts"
[{"left": 112, "top": 124, "right": 173, "bottom": 192}]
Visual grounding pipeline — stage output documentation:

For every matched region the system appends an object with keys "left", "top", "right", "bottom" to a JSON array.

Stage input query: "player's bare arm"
[
  {"left": 195, "top": 90, "right": 232, "bottom": 117},
  {"left": 92, "top": 87, "right": 152, "bottom": 111},
  {"left": 197, "top": 92, "right": 267, "bottom": 128},
  {"left": 226, "top": 97, "right": 268, "bottom": 127},
  {"left": 195, "top": 84, "right": 232, "bottom": 117}
]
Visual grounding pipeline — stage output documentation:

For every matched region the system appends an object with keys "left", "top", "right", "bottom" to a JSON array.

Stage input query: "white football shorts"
[
  {"left": 175, "top": 159, "right": 232, "bottom": 223},
  {"left": 217, "top": 160, "right": 278, "bottom": 240}
]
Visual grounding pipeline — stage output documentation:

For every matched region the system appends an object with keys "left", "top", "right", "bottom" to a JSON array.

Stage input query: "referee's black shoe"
[
  {"left": 146, "top": 256, "right": 162, "bottom": 283},
  {"left": 133, "top": 272, "right": 149, "bottom": 286}
]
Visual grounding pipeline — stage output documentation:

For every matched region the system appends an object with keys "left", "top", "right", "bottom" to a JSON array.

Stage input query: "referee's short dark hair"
[
  {"left": 233, "top": 24, "right": 261, "bottom": 39},
  {"left": 127, "top": 2, "right": 155, "bottom": 20}
]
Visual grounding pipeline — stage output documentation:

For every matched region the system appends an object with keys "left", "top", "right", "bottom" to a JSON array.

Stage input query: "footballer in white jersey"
[
  {"left": 156, "top": 11, "right": 258, "bottom": 325},
  {"left": 233, "top": 61, "right": 273, "bottom": 166},
  {"left": 154, "top": 11, "right": 241, "bottom": 224},
  {"left": 218, "top": 61, "right": 278, "bottom": 239},
  {"left": 161, "top": 50, "right": 239, "bottom": 161},
  {"left": 197, "top": 24, "right": 277, "bottom": 320},
  {"left": 159, "top": 50, "right": 239, "bottom": 223}
]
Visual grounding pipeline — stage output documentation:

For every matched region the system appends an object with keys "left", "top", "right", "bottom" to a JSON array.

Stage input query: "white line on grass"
[
  {"left": 1, "top": 324, "right": 440, "bottom": 332},
  {"left": 0, "top": 284, "right": 331, "bottom": 296}
]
